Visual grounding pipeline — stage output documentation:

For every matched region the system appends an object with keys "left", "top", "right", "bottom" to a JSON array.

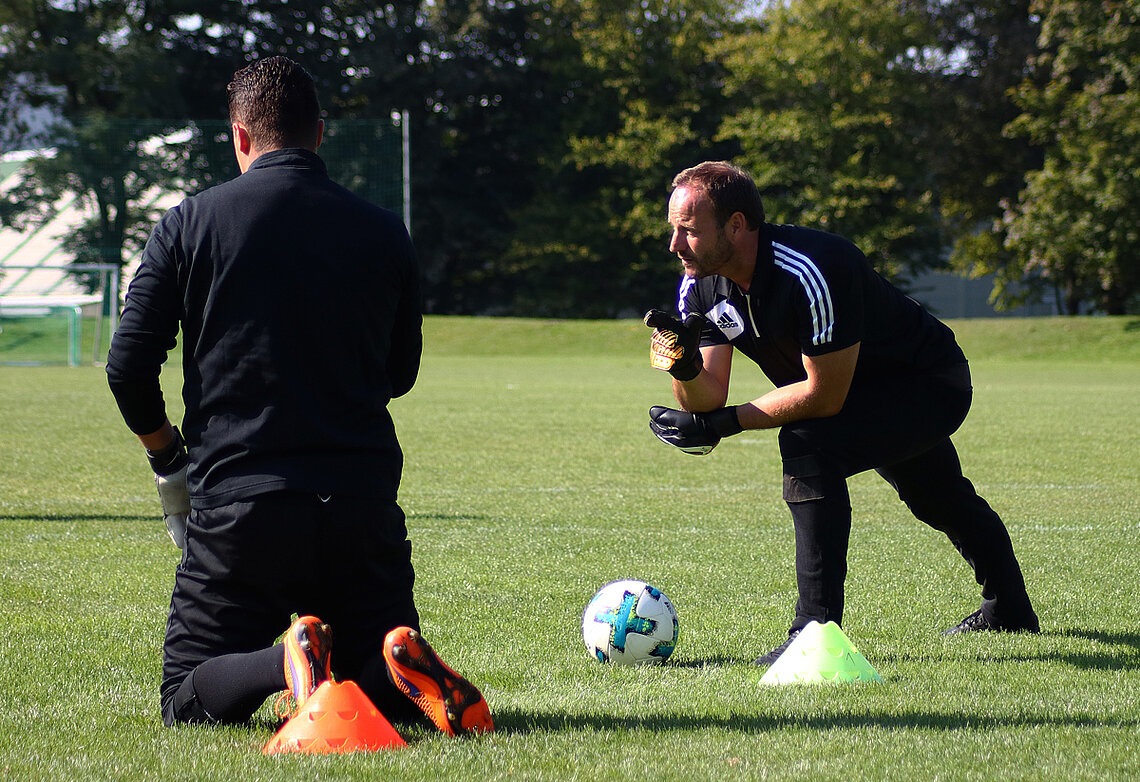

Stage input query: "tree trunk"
[{"left": 1064, "top": 281, "right": 1082, "bottom": 316}]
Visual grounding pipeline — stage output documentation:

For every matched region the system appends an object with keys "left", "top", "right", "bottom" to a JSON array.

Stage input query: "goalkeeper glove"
[
  {"left": 644, "top": 309, "right": 705, "bottom": 382},
  {"left": 146, "top": 427, "right": 189, "bottom": 549},
  {"left": 649, "top": 405, "right": 743, "bottom": 456}
]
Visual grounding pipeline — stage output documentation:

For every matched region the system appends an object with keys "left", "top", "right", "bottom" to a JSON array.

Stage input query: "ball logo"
[{"left": 593, "top": 589, "right": 658, "bottom": 653}]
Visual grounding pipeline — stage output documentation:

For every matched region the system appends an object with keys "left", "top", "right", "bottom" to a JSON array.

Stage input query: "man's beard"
[{"left": 683, "top": 229, "right": 734, "bottom": 278}]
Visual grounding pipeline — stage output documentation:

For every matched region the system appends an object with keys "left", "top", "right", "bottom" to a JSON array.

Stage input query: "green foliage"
[
  {"left": 926, "top": 0, "right": 1040, "bottom": 228},
  {"left": 717, "top": 0, "right": 947, "bottom": 280},
  {"left": 936, "top": 6, "right": 1047, "bottom": 313},
  {"left": 0, "top": 1, "right": 424, "bottom": 286},
  {"left": 559, "top": 0, "right": 737, "bottom": 245},
  {"left": 2, "top": 316, "right": 1140, "bottom": 779},
  {"left": 2, "top": 117, "right": 191, "bottom": 272},
  {"left": 2, "top": 1, "right": 1139, "bottom": 316},
  {"left": 0, "top": 2, "right": 187, "bottom": 280},
  {"left": 997, "top": 0, "right": 1140, "bottom": 315},
  {"left": 448, "top": 0, "right": 741, "bottom": 317}
]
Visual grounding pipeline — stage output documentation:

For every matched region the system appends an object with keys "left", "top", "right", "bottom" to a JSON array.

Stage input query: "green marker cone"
[{"left": 760, "top": 621, "right": 883, "bottom": 685}]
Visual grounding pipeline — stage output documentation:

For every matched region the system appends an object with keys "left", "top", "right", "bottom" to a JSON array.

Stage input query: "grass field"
[
  {"left": 0, "top": 308, "right": 113, "bottom": 368},
  {"left": 1, "top": 316, "right": 1138, "bottom": 781}
]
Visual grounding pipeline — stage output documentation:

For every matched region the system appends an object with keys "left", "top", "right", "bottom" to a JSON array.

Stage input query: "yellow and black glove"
[{"left": 644, "top": 309, "right": 705, "bottom": 382}]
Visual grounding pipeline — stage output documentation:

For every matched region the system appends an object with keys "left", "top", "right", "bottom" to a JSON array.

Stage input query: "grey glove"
[
  {"left": 155, "top": 466, "right": 189, "bottom": 549},
  {"left": 147, "top": 427, "right": 189, "bottom": 549}
]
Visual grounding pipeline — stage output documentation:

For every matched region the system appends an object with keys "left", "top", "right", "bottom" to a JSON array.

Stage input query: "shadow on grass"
[
  {"left": 0, "top": 331, "right": 46, "bottom": 353},
  {"left": 405, "top": 512, "right": 493, "bottom": 523},
  {"left": 2, "top": 511, "right": 497, "bottom": 524},
  {"left": 0, "top": 513, "right": 155, "bottom": 522},
  {"left": 487, "top": 707, "right": 1140, "bottom": 735},
  {"left": 1054, "top": 628, "right": 1140, "bottom": 671},
  {"left": 668, "top": 656, "right": 742, "bottom": 669},
  {"left": 864, "top": 627, "right": 1140, "bottom": 673},
  {"left": 214, "top": 633, "right": 1140, "bottom": 744}
]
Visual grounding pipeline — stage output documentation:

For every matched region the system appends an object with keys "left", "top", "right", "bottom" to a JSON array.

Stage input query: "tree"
[
  {"left": 473, "top": 0, "right": 740, "bottom": 317},
  {"left": 371, "top": 0, "right": 553, "bottom": 315},
  {"left": 0, "top": 1, "right": 431, "bottom": 290},
  {"left": 923, "top": 0, "right": 1045, "bottom": 313},
  {"left": 0, "top": 2, "right": 200, "bottom": 292},
  {"left": 926, "top": 0, "right": 1040, "bottom": 230},
  {"left": 716, "top": 0, "right": 948, "bottom": 281},
  {"left": 995, "top": 0, "right": 1140, "bottom": 314},
  {"left": 0, "top": 0, "right": 748, "bottom": 318}
]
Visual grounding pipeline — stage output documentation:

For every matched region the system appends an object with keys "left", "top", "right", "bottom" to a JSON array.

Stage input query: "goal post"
[{"left": 0, "top": 264, "right": 119, "bottom": 367}]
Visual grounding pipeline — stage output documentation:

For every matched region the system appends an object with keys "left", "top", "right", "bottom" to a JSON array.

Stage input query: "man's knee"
[
  {"left": 161, "top": 670, "right": 216, "bottom": 727},
  {"left": 782, "top": 454, "right": 828, "bottom": 503},
  {"left": 779, "top": 426, "right": 846, "bottom": 505}
]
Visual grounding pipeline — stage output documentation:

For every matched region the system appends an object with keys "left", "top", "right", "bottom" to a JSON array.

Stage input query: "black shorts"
[
  {"left": 779, "top": 363, "right": 973, "bottom": 477},
  {"left": 160, "top": 490, "right": 419, "bottom": 717}
]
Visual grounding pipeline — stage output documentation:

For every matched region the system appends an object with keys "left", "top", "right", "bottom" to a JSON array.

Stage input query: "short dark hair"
[
  {"left": 672, "top": 161, "right": 765, "bottom": 229},
  {"left": 226, "top": 56, "right": 321, "bottom": 151}
]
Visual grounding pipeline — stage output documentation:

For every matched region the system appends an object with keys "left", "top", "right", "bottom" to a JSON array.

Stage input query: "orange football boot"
[
  {"left": 382, "top": 627, "right": 493, "bottom": 736},
  {"left": 277, "top": 615, "right": 333, "bottom": 718}
]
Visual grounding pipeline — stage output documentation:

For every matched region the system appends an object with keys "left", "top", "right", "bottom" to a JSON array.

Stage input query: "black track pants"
[
  {"left": 160, "top": 491, "right": 420, "bottom": 725},
  {"left": 778, "top": 364, "right": 1036, "bottom": 632}
]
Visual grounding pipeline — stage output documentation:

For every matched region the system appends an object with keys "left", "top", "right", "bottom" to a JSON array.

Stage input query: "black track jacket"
[{"left": 107, "top": 149, "right": 422, "bottom": 509}]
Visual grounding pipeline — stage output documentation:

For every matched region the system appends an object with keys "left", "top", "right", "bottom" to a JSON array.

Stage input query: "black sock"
[
  {"left": 355, "top": 651, "right": 426, "bottom": 725},
  {"left": 187, "top": 643, "right": 285, "bottom": 723}
]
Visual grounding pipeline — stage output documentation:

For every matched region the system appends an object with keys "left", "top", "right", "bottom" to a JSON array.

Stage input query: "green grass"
[
  {"left": 1, "top": 316, "right": 1138, "bottom": 781},
  {"left": 0, "top": 313, "right": 113, "bottom": 367}
]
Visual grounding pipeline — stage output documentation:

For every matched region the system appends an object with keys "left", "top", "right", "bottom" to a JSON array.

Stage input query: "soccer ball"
[{"left": 582, "top": 579, "right": 679, "bottom": 665}]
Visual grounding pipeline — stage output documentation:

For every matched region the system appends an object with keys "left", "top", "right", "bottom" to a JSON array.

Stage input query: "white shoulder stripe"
[
  {"left": 772, "top": 242, "right": 835, "bottom": 345},
  {"left": 677, "top": 275, "right": 698, "bottom": 316}
]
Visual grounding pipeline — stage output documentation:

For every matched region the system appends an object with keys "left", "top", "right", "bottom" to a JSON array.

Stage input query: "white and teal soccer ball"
[{"left": 582, "top": 579, "right": 679, "bottom": 665}]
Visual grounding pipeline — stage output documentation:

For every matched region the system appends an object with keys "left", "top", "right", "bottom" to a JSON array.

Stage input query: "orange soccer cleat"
[
  {"left": 277, "top": 615, "right": 333, "bottom": 718},
  {"left": 382, "top": 627, "right": 494, "bottom": 736}
]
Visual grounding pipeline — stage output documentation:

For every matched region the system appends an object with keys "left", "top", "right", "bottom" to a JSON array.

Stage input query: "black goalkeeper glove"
[
  {"left": 644, "top": 309, "right": 705, "bottom": 382},
  {"left": 649, "top": 405, "right": 743, "bottom": 456}
]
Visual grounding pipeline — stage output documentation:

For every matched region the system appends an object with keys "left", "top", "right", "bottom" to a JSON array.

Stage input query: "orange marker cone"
[{"left": 263, "top": 680, "right": 406, "bottom": 755}]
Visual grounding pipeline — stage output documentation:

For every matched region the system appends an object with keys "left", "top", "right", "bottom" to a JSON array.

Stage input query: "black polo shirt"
[
  {"left": 677, "top": 223, "right": 965, "bottom": 389},
  {"left": 107, "top": 149, "right": 422, "bottom": 508}
]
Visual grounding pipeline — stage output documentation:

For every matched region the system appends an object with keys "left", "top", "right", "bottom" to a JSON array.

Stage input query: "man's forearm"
[
  {"left": 735, "top": 382, "right": 818, "bottom": 430},
  {"left": 735, "top": 344, "right": 861, "bottom": 429},
  {"left": 138, "top": 419, "right": 176, "bottom": 451},
  {"left": 671, "top": 371, "right": 728, "bottom": 413},
  {"left": 107, "top": 372, "right": 170, "bottom": 437}
]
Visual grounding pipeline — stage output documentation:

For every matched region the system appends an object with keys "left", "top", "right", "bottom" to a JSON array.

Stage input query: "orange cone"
[{"left": 263, "top": 680, "right": 406, "bottom": 755}]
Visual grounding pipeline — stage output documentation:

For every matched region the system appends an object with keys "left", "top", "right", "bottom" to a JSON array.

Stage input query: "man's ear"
[
  {"left": 728, "top": 211, "right": 748, "bottom": 239},
  {"left": 232, "top": 122, "right": 254, "bottom": 172},
  {"left": 232, "top": 123, "right": 252, "bottom": 156}
]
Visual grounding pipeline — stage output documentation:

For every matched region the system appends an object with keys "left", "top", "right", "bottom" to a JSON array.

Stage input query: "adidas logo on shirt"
[
  {"left": 715, "top": 311, "right": 740, "bottom": 332},
  {"left": 708, "top": 301, "right": 745, "bottom": 340}
]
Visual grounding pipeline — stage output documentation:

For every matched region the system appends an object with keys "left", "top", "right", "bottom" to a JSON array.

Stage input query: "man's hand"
[
  {"left": 146, "top": 427, "right": 189, "bottom": 549},
  {"left": 649, "top": 405, "right": 743, "bottom": 456},
  {"left": 644, "top": 309, "right": 705, "bottom": 381}
]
